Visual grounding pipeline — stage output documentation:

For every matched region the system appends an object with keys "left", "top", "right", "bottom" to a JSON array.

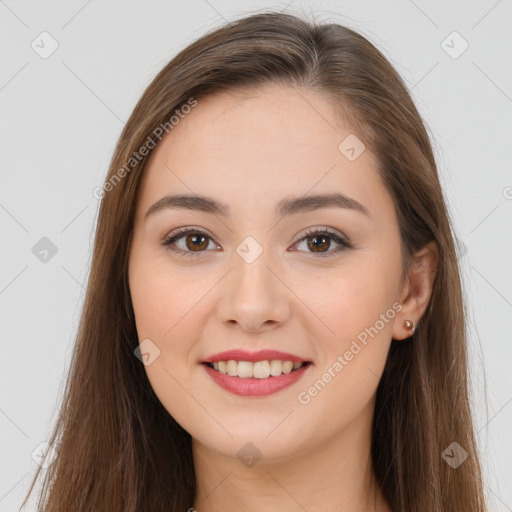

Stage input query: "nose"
[{"left": 216, "top": 250, "right": 291, "bottom": 333}]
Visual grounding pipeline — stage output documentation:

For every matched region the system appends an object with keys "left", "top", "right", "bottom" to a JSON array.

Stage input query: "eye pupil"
[
  {"left": 308, "top": 235, "right": 330, "bottom": 252},
  {"left": 186, "top": 234, "right": 208, "bottom": 251}
]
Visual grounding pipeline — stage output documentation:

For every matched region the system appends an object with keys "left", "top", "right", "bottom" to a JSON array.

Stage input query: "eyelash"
[{"left": 161, "top": 226, "right": 352, "bottom": 258}]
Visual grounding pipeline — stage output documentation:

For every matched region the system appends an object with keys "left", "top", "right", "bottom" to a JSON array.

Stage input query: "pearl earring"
[{"left": 404, "top": 319, "right": 415, "bottom": 334}]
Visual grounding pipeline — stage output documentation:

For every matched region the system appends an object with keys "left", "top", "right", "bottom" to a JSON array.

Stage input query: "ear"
[{"left": 393, "top": 240, "right": 438, "bottom": 340}]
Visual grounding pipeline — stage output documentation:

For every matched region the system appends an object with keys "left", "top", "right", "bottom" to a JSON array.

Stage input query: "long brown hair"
[{"left": 21, "top": 11, "right": 488, "bottom": 511}]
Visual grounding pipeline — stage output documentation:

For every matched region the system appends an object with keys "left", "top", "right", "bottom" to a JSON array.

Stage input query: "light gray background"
[{"left": 1, "top": 1, "right": 511, "bottom": 510}]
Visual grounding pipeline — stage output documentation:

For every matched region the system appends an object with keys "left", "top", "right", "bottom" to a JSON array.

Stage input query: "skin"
[{"left": 128, "top": 84, "right": 437, "bottom": 512}]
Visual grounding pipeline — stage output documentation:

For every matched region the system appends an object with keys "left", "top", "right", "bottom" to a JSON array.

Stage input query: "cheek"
[
  {"left": 129, "top": 256, "right": 190, "bottom": 379},
  {"left": 303, "top": 261, "right": 398, "bottom": 344},
  {"left": 129, "top": 254, "right": 222, "bottom": 390},
  {"left": 294, "top": 255, "right": 399, "bottom": 405},
  {"left": 293, "top": 273, "right": 396, "bottom": 436},
  {"left": 129, "top": 259, "right": 208, "bottom": 430},
  {"left": 129, "top": 253, "right": 207, "bottom": 340}
]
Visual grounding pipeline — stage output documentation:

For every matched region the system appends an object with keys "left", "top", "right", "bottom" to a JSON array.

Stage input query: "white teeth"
[
  {"left": 237, "top": 361, "right": 253, "bottom": 378},
  {"left": 210, "top": 359, "right": 306, "bottom": 378},
  {"left": 253, "top": 360, "right": 270, "bottom": 379},
  {"left": 282, "top": 361, "right": 293, "bottom": 374},
  {"left": 226, "top": 360, "right": 238, "bottom": 377},
  {"left": 269, "top": 359, "right": 283, "bottom": 377}
]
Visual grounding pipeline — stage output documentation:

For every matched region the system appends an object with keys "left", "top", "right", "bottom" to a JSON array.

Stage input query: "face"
[{"left": 128, "top": 84, "right": 407, "bottom": 461}]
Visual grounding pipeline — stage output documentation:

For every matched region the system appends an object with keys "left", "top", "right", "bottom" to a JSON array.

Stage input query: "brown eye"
[
  {"left": 162, "top": 228, "right": 219, "bottom": 256},
  {"left": 306, "top": 234, "right": 331, "bottom": 253},
  {"left": 184, "top": 233, "right": 209, "bottom": 251},
  {"left": 292, "top": 228, "right": 351, "bottom": 257}
]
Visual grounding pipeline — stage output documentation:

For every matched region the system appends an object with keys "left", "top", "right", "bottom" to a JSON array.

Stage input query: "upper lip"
[{"left": 202, "top": 349, "right": 310, "bottom": 364}]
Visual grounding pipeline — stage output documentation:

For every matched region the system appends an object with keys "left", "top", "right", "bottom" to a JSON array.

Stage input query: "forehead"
[{"left": 137, "top": 84, "right": 391, "bottom": 220}]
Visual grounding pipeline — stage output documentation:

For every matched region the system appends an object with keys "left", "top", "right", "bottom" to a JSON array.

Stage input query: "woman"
[{"left": 22, "top": 11, "right": 488, "bottom": 512}]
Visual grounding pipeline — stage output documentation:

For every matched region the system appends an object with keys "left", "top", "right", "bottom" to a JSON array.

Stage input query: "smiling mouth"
[{"left": 203, "top": 360, "right": 312, "bottom": 379}]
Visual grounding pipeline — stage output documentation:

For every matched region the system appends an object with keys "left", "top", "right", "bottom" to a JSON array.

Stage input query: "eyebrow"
[{"left": 144, "top": 192, "right": 371, "bottom": 220}]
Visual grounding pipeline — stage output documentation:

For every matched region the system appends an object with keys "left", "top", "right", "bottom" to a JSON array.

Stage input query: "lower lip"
[{"left": 202, "top": 363, "right": 312, "bottom": 397}]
